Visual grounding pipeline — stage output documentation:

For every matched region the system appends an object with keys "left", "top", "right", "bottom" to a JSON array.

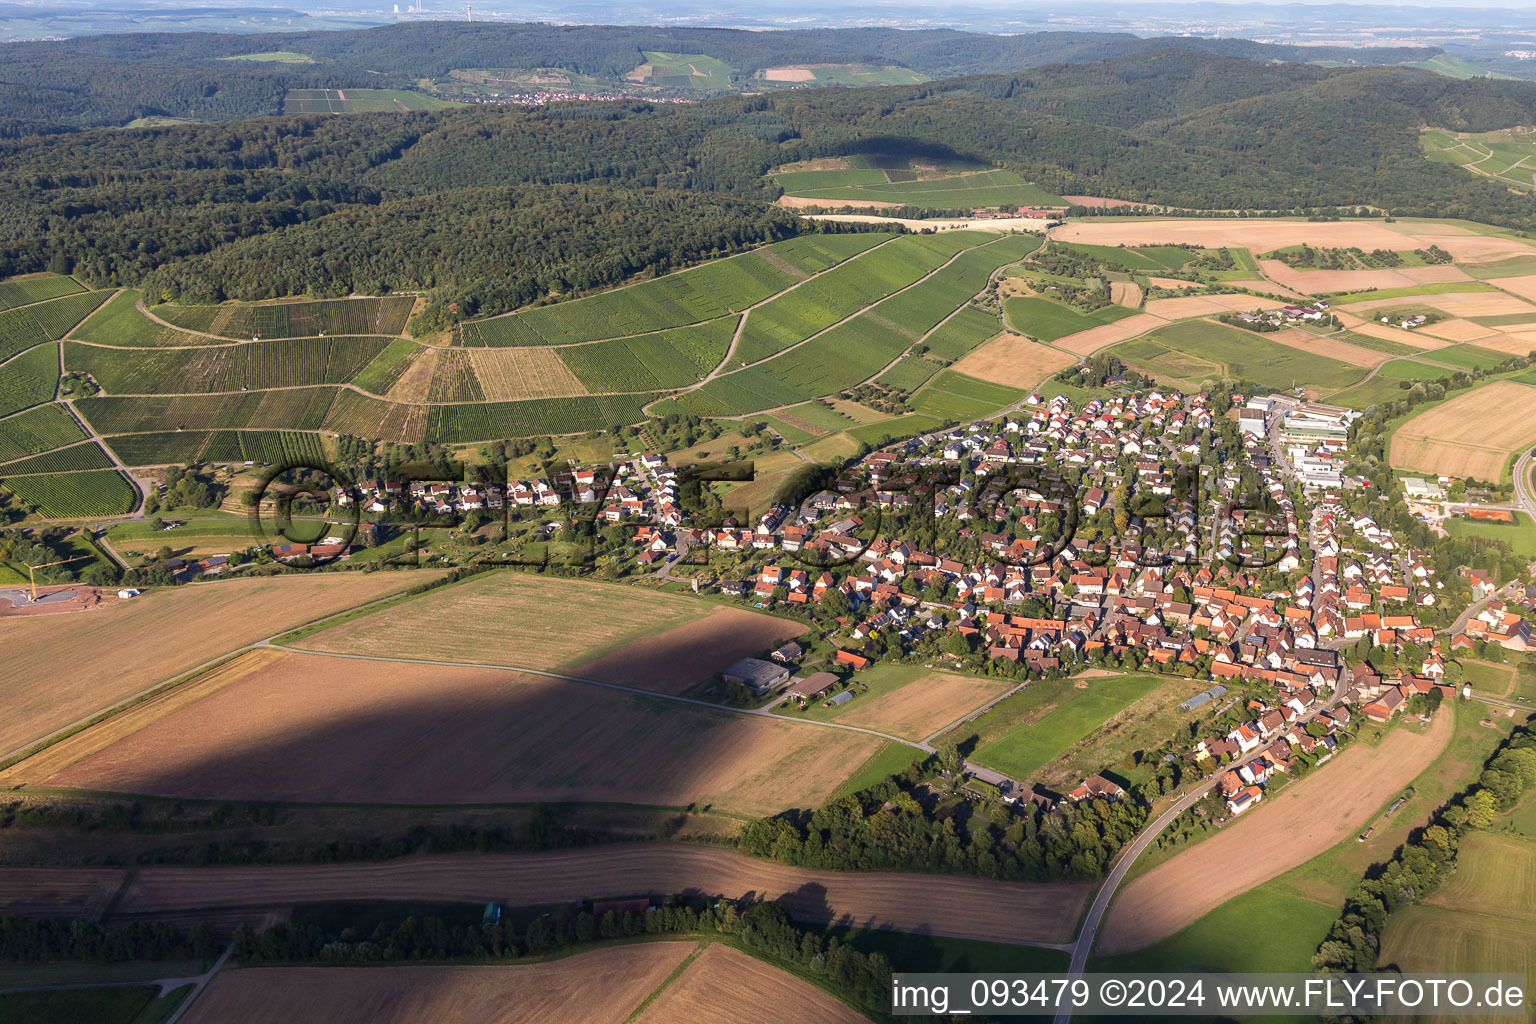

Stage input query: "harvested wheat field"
[
  {"left": 1257, "top": 261, "right": 1422, "bottom": 295},
  {"left": 1147, "top": 277, "right": 1202, "bottom": 290},
  {"left": 1100, "top": 710, "right": 1454, "bottom": 954},
  {"left": 291, "top": 570, "right": 773, "bottom": 680},
  {"left": 636, "top": 943, "right": 869, "bottom": 1024},
  {"left": 44, "top": 652, "right": 883, "bottom": 814},
  {"left": 1143, "top": 295, "right": 1284, "bottom": 319},
  {"left": 1264, "top": 328, "right": 1391, "bottom": 369},
  {"left": 1109, "top": 281, "right": 1143, "bottom": 307},
  {"left": 1417, "top": 318, "right": 1502, "bottom": 343},
  {"left": 1390, "top": 380, "right": 1536, "bottom": 479},
  {"left": 1427, "top": 293, "right": 1536, "bottom": 318},
  {"left": 107, "top": 844, "right": 1089, "bottom": 944},
  {"left": 1055, "top": 313, "right": 1168, "bottom": 356},
  {"left": 949, "top": 332, "right": 1078, "bottom": 389},
  {"left": 470, "top": 347, "right": 586, "bottom": 401},
  {"left": 1344, "top": 318, "right": 1449, "bottom": 351},
  {"left": 1054, "top": 219, "right": 1427, "bottom": 252},
  {"left": 836, "top": 671, "right": 1015, "bottom": 741},
  {"left": 0, "top": 571, "right": 438, "bottom": 758},
  {"left": 0, "top": 649, "right": 287, "bottom": 787},
  {"left": 1469, "top": 330, "right": 1536, "bottom": 357},
  {"left": 0, "top": 868, "right": 126, "bottom": 920},
  {"left": 1488, "top": 273, "right": 1536, "bottom": 304},
  {"left": 182, "top": 944, "right": 698, "bottom": 1024},
  {"left": 1227, "top": 279, "right": 1306, "bottom": 298},
  {"left": 574, "top": 606, "right": 805, "bottom": 695}
]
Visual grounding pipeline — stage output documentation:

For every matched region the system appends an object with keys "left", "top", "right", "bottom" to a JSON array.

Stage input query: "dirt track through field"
[
  {"left": 99, "top": 844, "right": 1089, "bottom": 944},
  {"left": 182, "top": 944, "right": 697, "bottom": 1024},
  {"left": 1099, "top": 710, "right": 1454, "bottom": 954},
  {"left": 635, "top": 943, "right": 869, "bottom": 1024}
]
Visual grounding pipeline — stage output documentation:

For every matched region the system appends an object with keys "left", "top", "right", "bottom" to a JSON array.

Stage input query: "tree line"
[
  {"left": 739, "top": 754, "right": 1147, "bottom": 882},
  {"left": 1312, "top": 724, "right": 1536, "bottom": 977}
]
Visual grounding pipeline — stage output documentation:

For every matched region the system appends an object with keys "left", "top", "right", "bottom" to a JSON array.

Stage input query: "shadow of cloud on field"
[{"left": 39, "top": 648, "right": 876, "bottom": 816}]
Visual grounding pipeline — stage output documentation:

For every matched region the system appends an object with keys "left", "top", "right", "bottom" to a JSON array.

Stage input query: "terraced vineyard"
[
  {"left": 66, "top": 337, "right": 390, "bottom": 393},
  {"left": 0, "top": 469, "right": 136, "bottom": 518},
  {"left": 0, "top": 442, "right": 114, "bottom": 474},
  {"left": 0, "top": 343, "right": 59, "bottom": 416},
  {"left": 0, "top": 290, "right": 110, "bottom": 361},
  {"left": 0, "top": 234, "right": 1037, "bottom": 463},
  {"left": 0, "top": 405, "right": 88, "bottom": 461},
  {"left": 695, "top": 232, "right": 1034, "bottom": 414},
  {"left": 0, "top": 273, "right": 85, "bottom": 309},
  {"left": 458, "top": 233, "right": 887, "bottom": 346},
  {"left": 152, "top": 297, "right": 415, "bottom": 339}
]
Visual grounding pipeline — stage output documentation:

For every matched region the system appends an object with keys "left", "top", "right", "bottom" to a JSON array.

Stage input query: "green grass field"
[
  {"left": 1444, "top": 510, "right": 1536, "bottom": 556},
  {"left": 828, "top": 742, "right": 927, "bottom": 800},
  {"left": 912, "top": 371, "right": 1022, "bottom": 421},
  {"left": 1093, "top": 880, "right": 1339, "bottom": 976},
  {"left": 221, "top": 50, "right": 312, "bottom": 62},
  {"left": 1056, "top": 242, "right": 1194, "bottom": 272},
  {"left": 1510, "top": 789, "right": 1536, "bottom": 838},
  {"left": 972, "top": 674, "right": 1164, "bottom": 782},
  {"left": 759, "top": 64, "right": 928, "bottom": 87},
  {"left": 0, "top": 984, "right": 188, "bottom": 1024},
  {"left": 1418, "top": 344, "right": 1509, "bottom": 371},
  {"left": 1003, "top": 295, "right": 1136, "bottom": 342},
  {"left": 1378, "top": 831, "right": 1536, "bottom": 1016},
  {"left": 1331, "top": 281, "right": 1499, "bottom": 303},
  {"left": 1115, "top": 319, "right": 1366, "bottom": 391}
]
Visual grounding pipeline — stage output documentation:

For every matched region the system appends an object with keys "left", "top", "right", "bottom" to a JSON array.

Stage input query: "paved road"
[
  {"left": 0, "top": 942, "right": 232, "bottom": 1017},
  {"left": 1052, "top": 690, "right": 1342, "bottom": 1023}
]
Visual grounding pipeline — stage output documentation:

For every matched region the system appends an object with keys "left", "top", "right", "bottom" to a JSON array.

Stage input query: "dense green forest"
[
  {"left": 2, "top": 46, "right": 1535, "bottom": 320},
  {"left": 0, "top": 22, "right": 1437, "bottom": 134}
]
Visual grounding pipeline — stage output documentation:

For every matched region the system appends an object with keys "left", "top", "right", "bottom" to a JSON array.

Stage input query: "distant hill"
[{"left": 0, "top": 22, "right": 1440, "bottom": 134}]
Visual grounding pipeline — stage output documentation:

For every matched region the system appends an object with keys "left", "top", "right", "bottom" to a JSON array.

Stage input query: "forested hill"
[
  {"left": 0, "top": 21, "right": 1438, "bottom": 134},
  {"left": 3, "top": 49, "right": 1534, "bottom": 322}
]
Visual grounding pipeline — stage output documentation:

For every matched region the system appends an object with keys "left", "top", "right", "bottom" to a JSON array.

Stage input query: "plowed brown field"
[
  {"left": 574, "top": 606, "right": 805, "bottom": 695},
  {"left": 0, "top": 572, "right": 438, "bottom": 758},
  {"left": 636, "top": 943, "right": 869, "bottom": 1024},
  {"left": 43, "top": 652, "right": 884, "bottom": 814},
  {"left": 182, "top": 944, "right": 698, "bottom": 1024},
  {"left": 100, "top": 844, "right": 1089, "bottom": 944},
  {"left": 1100, "top": 710, "right": 1453, "bottom": 954}
]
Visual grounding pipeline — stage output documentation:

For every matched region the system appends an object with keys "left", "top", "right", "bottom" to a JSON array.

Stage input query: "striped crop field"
[
  {"left": 0, "top": 469, "right": 137, "bottom": 518},
  {"left": 458, "top": 234, "right": 888, "bottom": 347}
]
